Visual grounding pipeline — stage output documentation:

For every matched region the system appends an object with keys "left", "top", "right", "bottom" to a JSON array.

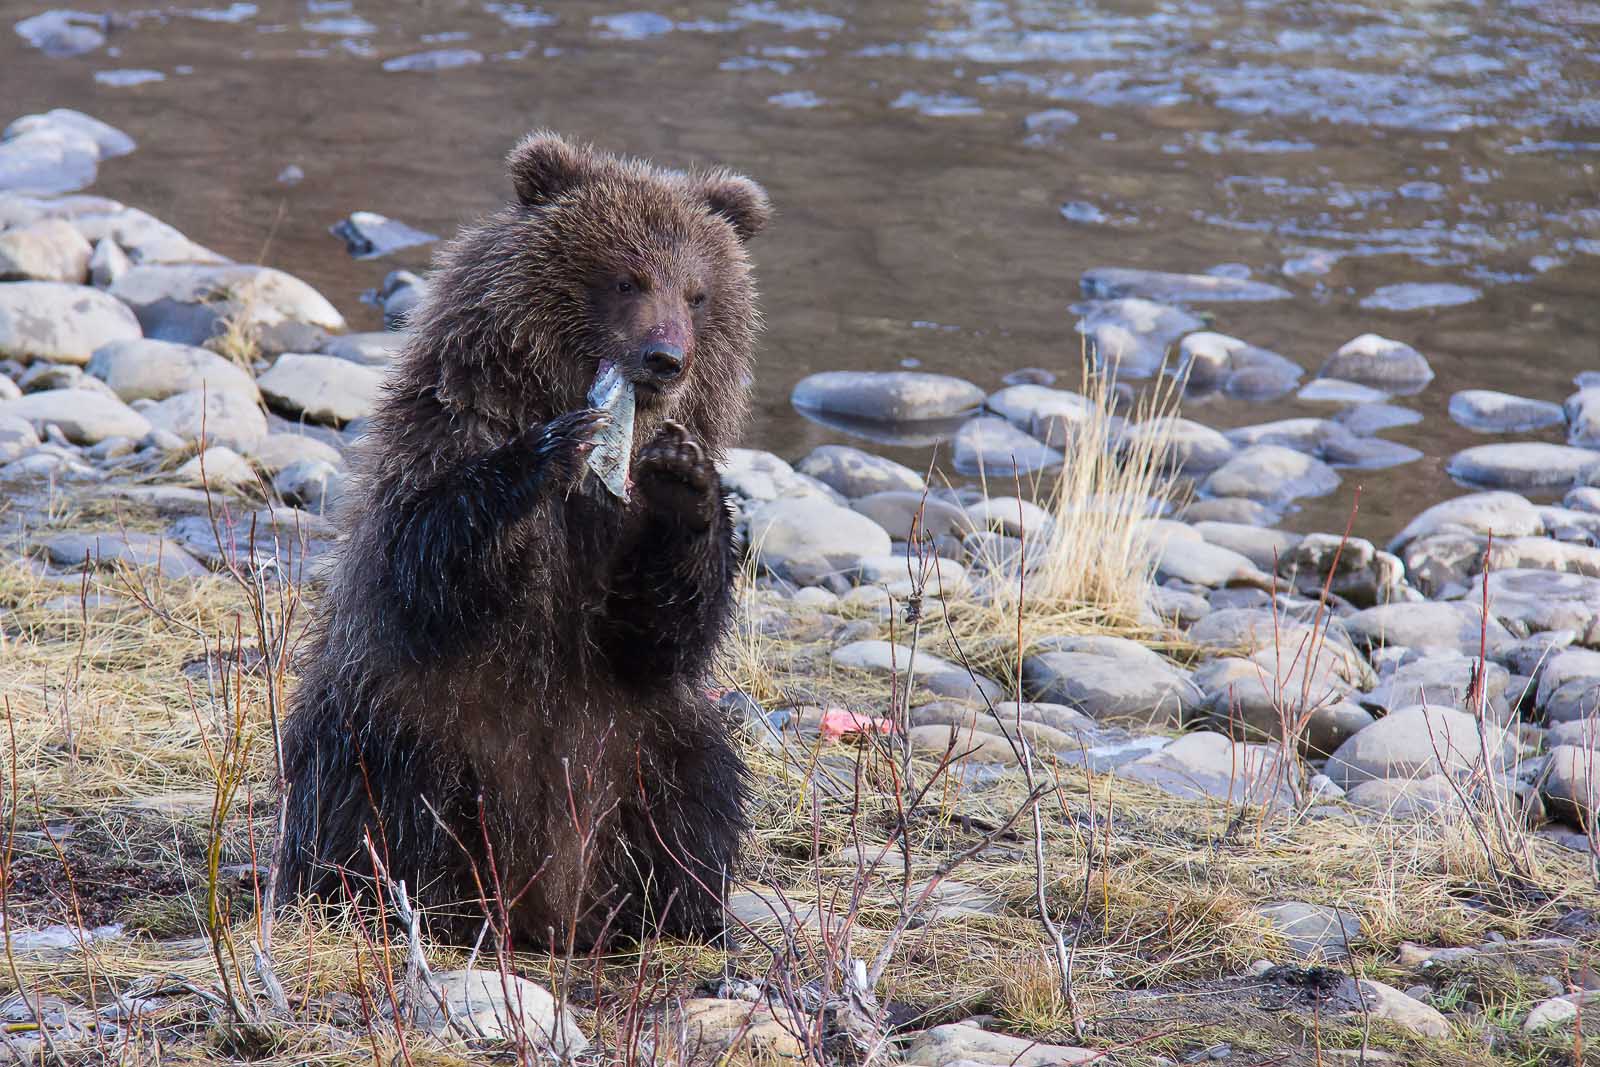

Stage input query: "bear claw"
[{"left": 637, "top": 421, "right": 718, "bottom": 526}]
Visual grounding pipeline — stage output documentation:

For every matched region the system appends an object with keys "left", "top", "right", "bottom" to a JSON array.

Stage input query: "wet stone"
[
  {"left": 1449, "top": 390, "right": 1566, "bottom": 434},
  {"left": 1389, "top": 490, "right": 1543, "bottom": 552},
  {"left": 1076, "top": 297, "right": 1203, "bottom": 378},
  {"left": 1319, "top": 333, "right": 1434, "bottom": 393},
  {"left": 951, "top": 416, "right": 1061, "bottom": 477},
  {"left": 1080, "top": 267, "right": 1291, "bottom": 304},
  {"left": 791, "top": 370, "right": 984, "bottom": 424},
  {"left": 329, "top": 211, "right": 438, "bottom": 259},
  {"left": 0, "top": 282, "right": 142, "bottom": 364},
  {"left": 1337, "top": 402, "right": 1423, "bottom": 436},
  {"left": 1565, "top": 388, "right": 1600, "bottom": 450},
  {"left": 795, "top": 444, "right": 924, "bottom": 497},
  {"left": 1297, "top": 378, "right": 1389, "bottom": 406},
  {"left": 1201, "top": 445, "right": 1340, "bottom": 505},
  {"left": 1447, "top": 442, "right": 1600, "bottom": 491}
]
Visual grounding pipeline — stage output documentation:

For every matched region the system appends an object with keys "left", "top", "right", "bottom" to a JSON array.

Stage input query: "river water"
[{"left": 5, "top": 0, "right": 1598, "bottom": 542}]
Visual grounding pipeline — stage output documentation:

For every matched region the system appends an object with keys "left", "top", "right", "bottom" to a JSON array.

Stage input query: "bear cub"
[{"left": 276, "top": 131, "right": 770, "bottom": 948}]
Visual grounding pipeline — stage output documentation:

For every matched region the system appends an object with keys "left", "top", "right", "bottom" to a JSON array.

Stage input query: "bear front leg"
[
  {"left": 384, "top": 409, "right": 607, "bottom": 655},
  {"left": 602, "top": 421, "right": 736, "bottom": 684}
]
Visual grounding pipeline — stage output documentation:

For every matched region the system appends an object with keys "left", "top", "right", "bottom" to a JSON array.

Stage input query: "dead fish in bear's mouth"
[{"left": 586, "top": 359, "right": 636, "bottom": 500}]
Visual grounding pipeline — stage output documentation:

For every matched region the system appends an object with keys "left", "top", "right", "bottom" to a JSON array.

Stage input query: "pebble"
[
  {"left": 1565, "top": 387, "right": 1600, "bottom": 449},
  {"left": 747, "top": 497, "right": 891, "bottom": 587},
  {"left": 1296, "top": 378, "right": 1389, "bottom": 405},
  {"left": 795, "top": 444, "right": 925, "bottom": 497},
  {"left": 1076, "top": 297, "right": 1204, "bottom": 378},
  {"left": 1201, "top": 445, "right": 1340, "bottom": 505},
  {"left": 1118, "top": 731, "right": 1294, "bottom": 806},
  {"left": 1447, "top": 442, "right": 1600, "bottom": 491},
  {"left": 109, "top": 264, "right": 345, "bottom": 345},
  {"left": 0, "top": 217, "right": 93, "bottom": 282},
  {"left": 1471, "top": 568, "right": 1600, "bottom": 645},
  {"left": 329, "top": 210, "right": 437, "bottom": 259},
  {"left": 141, "top": 387, "right": 269, "bottom": 453},
  {"left": 1080, "top": 267, "right": 1291, "bottom": 304},
  {"left": 1449, "top": 389, "right": 1567, "bottom": 434},
  {"left": 0, "top": 388, "right": 149, "bottom": 443},
  {"left": 1323, "top": 705, "right": 1514, "bottom": 790},
  {"left": 1177, "top": 331, "right": 1302, "bottom": 395},
  {"left": 831, "top": 640, "right": 1002, "bottom": 703},
  {"left": 903, "top": 1023, "right": 1096, "bottom": 1066},
  {"left": 791, "top": 370, "right": 984, "bottom": 423},
  {"left": 86, "top": 337, "right": 257, "bottom": 402},
  {"left": 0, "top": 281, "right": 141, "bottom": 364},
  {"left": 1318, "top": 333, "right": 1434, "bottom": 393},
  {"left": 1256, "top": 902, "right": 1362, "bottom": 960},
  {"left": 256, "top": 353, "right": 382, "bottom": 426},
  {"left": 414, "top": 969, "right": 586, "bottom": 1054},
  {"left": 1364, "top": 654, "right": 1509, "bottom": 717},
  {"left": 951, "top": 416, "right": 1062, "bottom": 476}
]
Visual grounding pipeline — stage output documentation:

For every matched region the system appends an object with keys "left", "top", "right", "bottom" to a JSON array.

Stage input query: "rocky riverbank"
[{"left": 0, "top": 107, "right": 1597, "bottom": 1066}]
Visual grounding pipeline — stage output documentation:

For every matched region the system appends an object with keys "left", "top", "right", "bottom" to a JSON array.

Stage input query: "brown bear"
[{"left": 275, "top": 131, "right": 770, "bottom": 948}]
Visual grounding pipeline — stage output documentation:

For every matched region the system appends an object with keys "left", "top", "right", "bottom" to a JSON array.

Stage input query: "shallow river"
[{"left": 5, "top": 0, "right": 1598, "bottom": 542}]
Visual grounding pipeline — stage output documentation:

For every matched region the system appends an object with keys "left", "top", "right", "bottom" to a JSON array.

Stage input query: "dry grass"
[{"left": 0, "top": 471, "right": 1596, "bottom": 1064}]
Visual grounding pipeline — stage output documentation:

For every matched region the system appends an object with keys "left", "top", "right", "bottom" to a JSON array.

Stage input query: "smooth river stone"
[
  {"left": 1446, "top": 442, "right": 1600, "bottom": 491},
  {"left": 791, "top": 370, "right": 984, "bottom": 423},
  {"left": 1449, "top": 390, "right": 1566, "bottom": 434}
]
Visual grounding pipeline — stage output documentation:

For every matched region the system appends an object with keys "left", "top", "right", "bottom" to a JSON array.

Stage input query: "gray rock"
[
  {"left": 1257, "top": 902, "right": 1361, "bottom": 960},
  {"left": 168, "top": 506, "right": 333, "bottom": 571},
  {"left": 0, "top": 414, "right": 40, "bottom": 462},
  {"left": 1196, "top": 655, "right": 1368, "bottom": 753},
  {"left": 1389, "top": 490, "right": 1543, "bottom": 553},
  {"left": 1343, "top": 600, "right": 1513, "bottom": 657},
  {"left": 1278, "top": 532, "right": 1406, "bottom": 608},
  {"left": 1202, "top": 445, "right": 1340, "bottom": 505},
  {"left": 1180, "top": 497, "right": 1283, "bottom": 526},
  {"left": 1502, "top": 630, "right": 1577, "bottom": 676},
  {"left": 1119, "top": 731, "right": 1294, "bottom": 807},
  {"left": 965, "top": 495, "right": 1053, "bottom": 539},
  {"left": 1315, "top": 424, "right": 1423, "bottom": 470},
  {"left": 854, "top": 553, "right": 966, "bottom": 597},
  {"left": 904, "top": 1023, "right": 1095, "bottom": 1067},
  {"left": 109, "top": 264, "right": 345, "bottom": 345},
  {"left": 371, "top": 269, "right": 427, "bottom": 328},
  {"left": 329, "top": 211, "right": 437, "bottom": 259},
  {"left": 984, "top": 383, "right": 1091, "bottom": 433},
  {"left": 1193, "top": 521, "right": 1301, "bottom": 571},
  {"left": 73, "top": 207, "right": 224, "bottom": 266},
  {"left": 1364, "top": 655, "right": 1510, "bottom": 717},
  {"left": 0, "top": 123, "right": 99, "bottom": 195},
  {"left": 320, "top": 330, "right": 405, "bottom": 366},
  {"left": 1565, "top": 388, "right": 1600, "bottom": 450},
  {"left": 1543, "top": 680, "right": 1600, "bottom": 724},
  {"left": 1472, "top": 568, "right": 1600, "bottom": 645},
  {"left": 1536, "top": 648, "right": 1600, "bottom": 706},
  {"left": 952, "top": 416, "right": 1061, "bottom": 476},
  {"left": 1337, "top": 402, "right": 1423, "bottom": 436},
  {"left": 88, "top": 236, "right": 130, "bottom": 287},
  {"left": 1318, "top": 333, "right": 1434, "bottom": 393},
  {"left": 86, "top": 338, "right": 257, "bottom": 402},
  {"left": 247, "top": 432, "right": 342, "bottom": 474},
  {"left": 1324, "top": 705, "right": 1515, "bottom": 790},
  {"left": 1524, "top": 992, "right": 1600, "bottom": 1034},
  {"left": 6, "top": 110, "right": 133, "bottom": 159},
  {"left": 747, "top": 497, "right": 891, "bottom": 586},
  {"left": 1154, "top": 536, "right": 1270, "bottom": 589},
  {"left": 795, "top": 445, "right": 924, "bottom": 497},
  {"left": 1189, "top": 607, "right": 1373, "bottom": 688},
  {"left": 13, "top": 15, "right": 107, "bottom": 59},
  {"left": 36, "top": 530, "right": 206, "bottom": 578},
  {"left": 1449, "top": 390, "right": 1567, "bottom": 434},
  {"left": 831, "top": 640, "right": 1002, "bottom": 703},
  {"left": 1127, "top": 416, "right": 1235, "bottom": 474},
  {"left": 1447, "top": 442, "right": 1600, "bottom": 491},
  {"left": 1225, "top": 417, "right": 1330, "bottom": 454},
  {"left": 791, "top": 370, "right": 984, "bottom": 423},
  {"left": 1077, "top": 298, "right": 1204, "bottom": 378},
  {"left": 257, "top": 353, "right": 382, "bottom": 425},
  {"left": 1346, "top": 776, "right": 1464, "bottom": 818},
  {"left": 718, "top": 448, "right": 841, "bottom": 513},
  {"left": 1080, "top": 267, "right": 1291, "bottom": 304},
  {"left": 1176, "top": 331, "right": 1302, "bottom": 394},
  {"left": 1339, "top": 979, "right": 1451, "bottom": 1039},
  {"left": 0, "top": 389, "right": 148, "bottom": 443},
  {"left": 176, "top": 446, "right": 255, "bottom": 488},
  {"left": 0, "top": 218, "right": 92, "bottom": 282},
  {"left": 1360, "top": 282, "right": 1480, "bottom": 313},
  {"left": 415, "top": 969, "right": 586, "bottom": 1055},
  {"left": 1539, "top": 745, "right": 1595, "bottom": 828},
  {"left": 273, "top": 459, "right": 344, "bottom": 512},
  {"left": 0, "top": 282, "right": 141, "bottom": 364},
  {"left": 1150, "top": 584, "right": 1210, "bottom": 625},
  {"left": 381, "top": 48, "right": 485, "bottom": 72},
  {"left": 1021, "top": 649, "right": 1192, "bottom": 726},
  {"left": 1566, "top": 486, "right": 1600, "bottom": 514},
  {"left": 1297, "top": 378, "right": 1390, "bottom": 406},
  {"left": 142, "top": 388, "right": 268, "bottom": 453}
]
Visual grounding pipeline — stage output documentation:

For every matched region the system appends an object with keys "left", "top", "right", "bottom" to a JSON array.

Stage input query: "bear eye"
[
  {"left": 616, "top": 279, "right": 634, "bottom": 295},
  {"left": 689, "top": 292, "right": 707, "bottom": 309}
]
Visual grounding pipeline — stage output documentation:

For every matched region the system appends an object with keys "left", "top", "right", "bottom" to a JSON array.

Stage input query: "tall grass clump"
[{"left": 948, "top": 362, "right": 1186, "bottom": 676}]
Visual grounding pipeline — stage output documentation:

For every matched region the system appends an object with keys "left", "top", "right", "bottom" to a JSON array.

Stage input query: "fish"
[{"left": 585, "top": 360, "right": 636, "bottom": 500}]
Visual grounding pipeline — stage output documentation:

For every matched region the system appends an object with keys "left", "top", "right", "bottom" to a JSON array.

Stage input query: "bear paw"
[
  {"left": 528, "top": 408, "right": 610, "bottom": 489},
  {"left": 636, "top": 420, "right": 719, "bottom": 530}
]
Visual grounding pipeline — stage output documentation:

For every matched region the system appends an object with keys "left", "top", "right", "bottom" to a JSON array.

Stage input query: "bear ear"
[
  {"left": 697, "top": 169, "right": 771, "bottom": 241},
  {"left": 507, "top": 131, "right": 593, "bottom": 206}
]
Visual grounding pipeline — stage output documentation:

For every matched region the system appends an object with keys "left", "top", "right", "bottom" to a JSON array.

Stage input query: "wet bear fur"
[{"left": 276, "top": 131, "right": 770, "bottom": 948}]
